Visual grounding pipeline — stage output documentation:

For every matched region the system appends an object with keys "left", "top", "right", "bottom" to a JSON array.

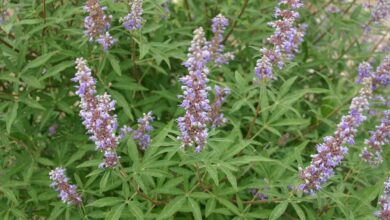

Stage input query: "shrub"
[{"left": 0, "top": 0, "right": 389, "bottom": 219}]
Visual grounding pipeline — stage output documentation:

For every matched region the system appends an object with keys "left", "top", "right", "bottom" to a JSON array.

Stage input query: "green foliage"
[{"left": 0, "top": 0, "right": 389, "bottom": 219}]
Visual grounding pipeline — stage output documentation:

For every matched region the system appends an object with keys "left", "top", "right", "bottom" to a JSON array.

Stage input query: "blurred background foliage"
[{"left": 0, "top": 0, "right": 389, "bottom": 219}]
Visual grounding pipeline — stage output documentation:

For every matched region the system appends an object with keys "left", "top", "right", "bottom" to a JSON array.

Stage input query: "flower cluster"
[
  {"left": 209, "top": 86, "right": 230, "bottom": 128},
  {"left": 178, "top": 27, "right": 211, "bottom": 152},
  {"left": 299, "top": 78, "right": 372, "bottom": 194},
  {"left": 249, "top": 188, "right": 269, "bottom": 201},
  {"left": 161, "top": 0, "right": 170, "bottom": 20},
  {"left": 360, "top": 110, "right": 390, "bottom": 166},
  {"left": 72, "top": 58, "right": 120, "bottom": 168},
  {"left": 122, "top": 0, "right": 143, "bottom": 30},
  {"left": 208, "top": 14, "right": 235, "bottom": 66},
  {"left": 132, "top": 112, "right": 154, "bottom": 150},
  {"left": 0, "top": 8, "right": 10, "bottom": 24},
  {"left": 371, "top": 0, "right": 390, "bottom": 23},
  {"left": 49, "top": 168, "right": 82, "bottom": 205},
  {"left": 357, "top": 56, "right": 390, "bottom": 90},
  {"left": 376, "top": 177, "right": 390, "bottom": 219},
  {"left": 254, "top": 0, "right": 306, "bottom": 81},
  {"left": 84, "top": 0, "right": 116, "bottom": 50}
]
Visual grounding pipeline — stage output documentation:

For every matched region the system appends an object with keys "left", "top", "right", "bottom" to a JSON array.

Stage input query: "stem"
[
  {"left": 183, "top": 0, "right": 192, "bottom": 21},
  {"left": 370, "top": 31, "right": 388, "bottom": 53},
  {"left": 131, "top": 33, "right": 138, "bottom": 77},
  {"left": 223, "top": 0, "right": 249, "bottom": 44}
]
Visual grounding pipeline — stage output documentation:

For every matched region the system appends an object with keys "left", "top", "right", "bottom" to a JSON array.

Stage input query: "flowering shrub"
[{"left": 0, "top": 0, "right": 389, "bottom": 219}]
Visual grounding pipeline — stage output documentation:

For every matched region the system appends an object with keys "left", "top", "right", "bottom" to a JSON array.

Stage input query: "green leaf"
[
  {"left": 87, "top": 197, "right": 124, "bottom": 207},
  {"left": 157, "top": 196, "right": 186, "bottom": 220},
  {"left": 128, "top": 202, "right": 144, "bottom": 220},
  {"left": 0, "top": 187, "right": 18, "bottom": 204},
  {"left": 188, "top": 198, "right": 202, "bottom": 220},
  {"left": 22, "top": 51, "right": 57, "bottom": 72},
  {"left": 292, "top": 203, "right": 306, "bottom": 220},
  {"left": 216, "top": 197, "right": 241, "bottom": 216},
  {"left": 19, "top": 96, "right": 45, "bottom": 110},
  {"left": 220, "top": 167, "right": 237, "bottom": 191},
  {"left": 108, "top": 55, "right": 122, "bottom": 76},
  {"left": 269, "top": 201, "right": 289, "bottom": 220},
  {"left": 109, "top": 204, "right": 125, "bottom": 220},
  {"left": 6, "top": 103, "right": 18, "bottom": 134},
  {"left": 205, "top": 164, "right": 219, "bottom": 186}
]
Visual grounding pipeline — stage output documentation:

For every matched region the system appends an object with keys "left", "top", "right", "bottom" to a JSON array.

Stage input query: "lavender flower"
[
  {"left": 375, "top": 177, "right": 390, "bottom": 219},
  {"left": 48, "top": 124, "right": 58, "bottom": 136},
  {"left": 0, "top": 8, "right": 10, "bottom": 24},
  {"left": 72, "top": 58, "right": 119, "bottom": 168},
  {"left": 254, "top": 0, "right": 305, "bottom": 81},
  {"left": 357, "top": 62, "right": 373, "bottom": 84},
  {"left": 360, "top": 110, "right": 390, "bottom": 166},
  {"left": 373, "top": 56, "right": 390, "bottom": 89},
  {"left": 371, "top": 0, "right": 390, "bottom": 23},
  {"left": 132, "top": 112, "right": 154, "bottom": 150},
  {"left": 249, "top": 188, "right": 269, "bottom": 201},
  {"left": 122, "top": 0, "right": 143, "bottom": 30},
  {"left": 84, "top": 0, "right": 115, "bottom": 50},
  {"left": 178, "top": 27, "right": 211, "bottom": 152},
  {"left": 357, "top": 56, "right": 390, "bottom": 89},
  {"left": 209, "top": 86, "right": 230, "bottom": 128},
  {"left": 161, "top": 0, "right": 170, "bottom": 20},
  {"left": 299, "top": 79, "right": 372, "bottom": 194},
  {"left": 326, "top": 5, "right": 341, "bottom": 14},
  {"left": 208, "top": 14, "right": 234, "bottom": 66},
  {"left": 49, "top": 168, "right": 82, "bottom": 205}
]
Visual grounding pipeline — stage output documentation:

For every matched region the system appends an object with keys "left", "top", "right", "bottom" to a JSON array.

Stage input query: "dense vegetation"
[{"left": 0, "top": 0, "right": 389, "bottom": 219}]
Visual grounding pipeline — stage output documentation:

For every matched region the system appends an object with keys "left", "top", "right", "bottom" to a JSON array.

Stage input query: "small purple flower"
[
  {"left": 356, "top": 57, "right": 390, "bottom": 90},
  {"left": 84, "top": 0, "right": 115, "bottom": 50},
  {"left": 161, "top": 0, "right": 170, "bottom": 20},
  {"left": 208, "top": 14, "right": 235, "bottom": 66},
  {"left": 373, "top": 55, "right": 390, "bottom": 89},
  {"left": 132, "top": 112, "right": 154, "bottom": 150},
  {"left": 49, "top": 167, "right": 82, "bottom": 205},
  {"left": 72, "top": 58, "right": 119, "bottom": 168},
  {"left": 249, "top": 188, "right": 269, "bottom": 201},
  {"left": 299, "top": 78, "right": 372, "bottom": 194},
  {"left": 375, "top": 177, "right": 390, "bottom": 219},
  {"left": 360, "top": 110, "right": 390, "bottom": 166},
  {"left": 0, "top": 8, "right": 10, "bottom": 24},
  {"left": 356, "top": 62, "right": 373, "bottom": 84},
  {"left": 254, "top": 0, "right": 305, "bottom": 81},
  {"left": 48, "top": 124, "right": 58, "bottom": 136},
  {"left": 209, "top": 86, "right": 230, "bottom": 128},
  {"left": 122, "top": 0, "right": 143, "bottom": 30},
  {"left": 96, "top": 32, "right": 117, "bottom": 51},
  {"left": 371, "top": 0, "right": 390, "bottom": 22},
  {"left": 326, "top": 5, "right": 341, "bottom": 14},
  {"left": 178, "top": 27, "right": 211, "bottom": 152}
]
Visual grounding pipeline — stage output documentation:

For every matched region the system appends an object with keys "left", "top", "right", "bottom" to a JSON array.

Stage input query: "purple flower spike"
[
  {"left": 132, "top": 112, "right": 154, "bottom": 150},
  {"left": 254, "top": 0, "right": 305, "bottom": 81},
  {"left": 49, "top": 168, "right": 82, "bottom": 205},
  {"left": 299, "top": 78, "right": 372, "bottom": 194},
  {"left": 122, "top": 0, "right": 143, "bottom": 30},
  {"left": 356, "top": 62, "right": 373, "bottom": 84},
  {"left": 360, "top": 110, "right": 390, "bottom": 166},
  {"left": 73, "top": 58, "right": 120, "bottom": 168},
  {"left": 210, "top": 86, "right": 230, "bottom": 128},
  {"left": 356, "top": 57, "right": 390, "bottom": 90},
  {"left": 208, "top": 14, "right": 234, "bottom": 66},
  {"left": 178, "top": 27, "right": 211, "bottom": 152},
  {"left": 373, "top": 55, "right": 390, "bottom": 89},
  {"left": 371, "top": 0, "right": 390, "bottom": 22},
  {"left": 375, "top": 177, "right": 390, "bottom": 219},
  {"left": 84, "top": 0, "right": 115, "bottom": 50}
]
